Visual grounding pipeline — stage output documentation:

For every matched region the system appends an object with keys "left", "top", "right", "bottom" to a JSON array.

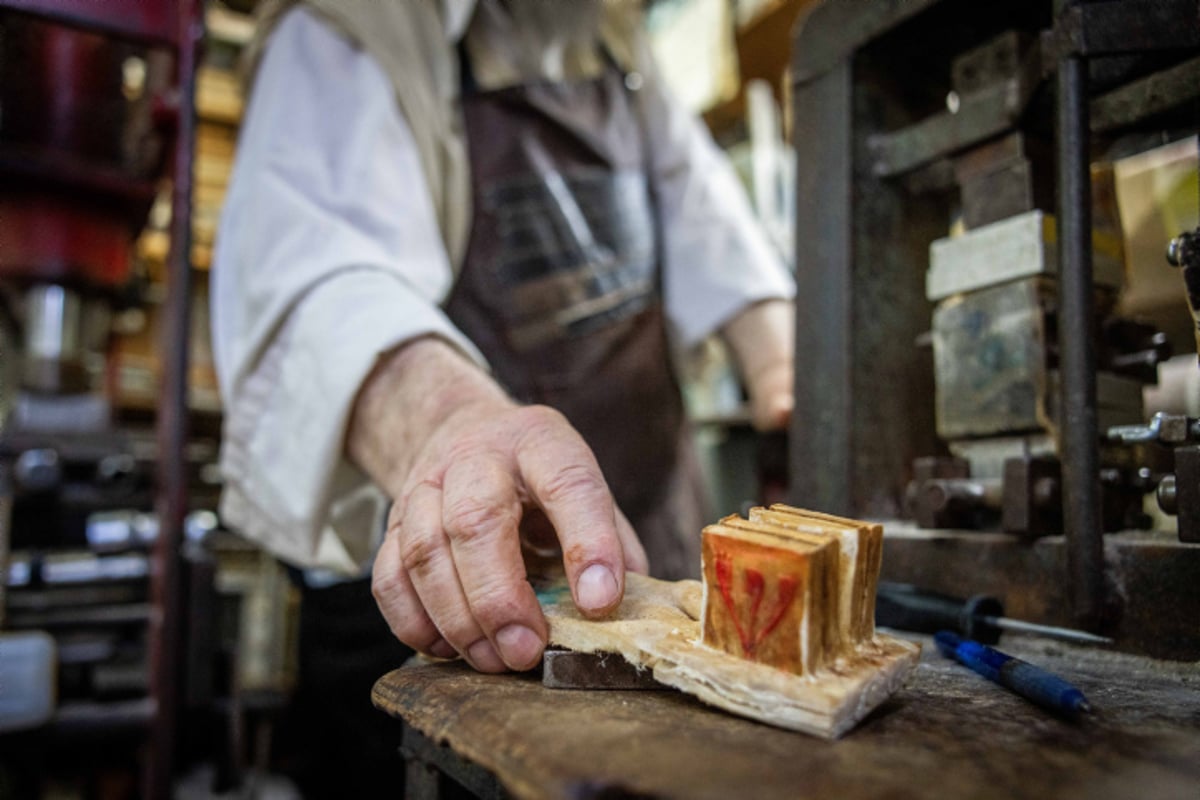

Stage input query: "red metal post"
[
  {"left": 145, "top": 0, "right": 203, "bottom": 795},
  {"left": 1, "top": 0, "right": 177, "bottom": 43}
]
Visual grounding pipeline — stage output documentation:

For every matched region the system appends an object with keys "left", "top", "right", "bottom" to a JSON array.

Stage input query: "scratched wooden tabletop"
[{"left": 372, "top": 634, "right": 1200, "bottom": 800}]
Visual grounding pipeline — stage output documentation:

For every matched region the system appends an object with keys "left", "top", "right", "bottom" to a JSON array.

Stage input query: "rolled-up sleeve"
[
  {"left": 639, "top": 60, "right": 795, "bottom": 348},
  {"left": 211, "top": 8, "right": 482, "bottom": 573}
]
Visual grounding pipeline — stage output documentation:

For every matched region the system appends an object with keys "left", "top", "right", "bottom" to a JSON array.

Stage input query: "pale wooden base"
[{"left": 541, "top": 573, "right": 920, "bottom": 739}]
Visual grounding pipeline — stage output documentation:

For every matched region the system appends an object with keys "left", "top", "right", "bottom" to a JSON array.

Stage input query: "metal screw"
[
  {"left": 1157, "top": 473, "right": 1179, "bottom": 516},
  {"left": 1167, "top": 231, "right": 1197, "bottom": 269},
  {"left": 96, "top": 453, "right": 136, "bottom": 486},
  {"left": 14, "top": 448, "right": 61, "bottom": 491},
  {"left": 1032, "top": 476, "right": 1059, "bottom": 507}
]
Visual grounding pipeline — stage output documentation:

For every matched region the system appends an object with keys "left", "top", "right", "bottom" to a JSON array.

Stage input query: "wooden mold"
[
  {"left": 701, "top": 516, "right": 840, "bottom": 674},
  {"left": 541, "top": 507, "right": 919, "bottom": 739},
  {"left": 748, "top": 505, "right": 884, "bottom": 646}
]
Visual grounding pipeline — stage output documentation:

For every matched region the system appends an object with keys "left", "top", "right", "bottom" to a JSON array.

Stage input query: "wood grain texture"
[
  {"left": 703, "top": 507, "right": 886, "bottom": 673},
  {"left": 752, "top": 505, "right": 884, "bottom": 643},
  {"left": 373, "top": 637, "right": 1200, "bottom": 800},
  {"left": 701, "top": 523, "right": 835, "bottom": 672}
]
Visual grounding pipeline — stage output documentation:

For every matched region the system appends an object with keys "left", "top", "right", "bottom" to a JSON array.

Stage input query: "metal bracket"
[
  {"left": 1167, "top": 446, "right": 1200, "bottom": 543},
  {"left": 1051, "top": 0, "right": 1200, "bottom": 58},
  {"left": 868, "top": 46, "right": 1044, "bottom": 177},
  {"left": 1107, "top": 412, "right": 1200, "bottom": 444}
]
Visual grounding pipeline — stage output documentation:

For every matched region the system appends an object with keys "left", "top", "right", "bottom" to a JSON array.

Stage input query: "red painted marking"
[
  {"left": 743, "top": 569, "right": 765, "bottom": 654},
  {"left": 714, "top": 551, "right": 799, "bottom": 658},
  {"left": 753, "top": 575, "right": 797, "bottom": 649},
  {"left": 715, "top": 552, "right": 752, "bottom": 653}
]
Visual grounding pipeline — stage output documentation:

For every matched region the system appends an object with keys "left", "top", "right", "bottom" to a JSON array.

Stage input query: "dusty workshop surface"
[{"left": 373, "top": 635, "right": 1199, "bottom": 799}]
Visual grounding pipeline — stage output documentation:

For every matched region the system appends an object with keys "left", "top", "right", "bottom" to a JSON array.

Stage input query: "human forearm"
[
  {"left": 720, "top": 298, "right": 795, "bottom": 431},
  {"left": 347, "top": 335, "right": 514, "bottom": 497}
]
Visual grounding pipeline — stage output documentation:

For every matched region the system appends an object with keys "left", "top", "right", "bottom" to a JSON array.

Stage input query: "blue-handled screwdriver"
[{"left": 934, "top": 631, "right": 1094, "bottom": 718}]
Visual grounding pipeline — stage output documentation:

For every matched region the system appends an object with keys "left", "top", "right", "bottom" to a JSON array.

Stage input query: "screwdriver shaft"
[{"left": 981, "top": 615, "right": 1112, "bottom": 645}]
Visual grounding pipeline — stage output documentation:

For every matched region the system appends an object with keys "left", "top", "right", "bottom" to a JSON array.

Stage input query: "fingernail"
[
  {"left": 576, "top": 564, "right": 619, "bottom": 612},
  {"left": 466, "top": 638, "right": 505, "bottom": 672},
  {"left": 496, "top": 625, "right": 544, "bottom": 671},
  {"left": 428, "top": 639, "right": 457, "bottom": 659}
]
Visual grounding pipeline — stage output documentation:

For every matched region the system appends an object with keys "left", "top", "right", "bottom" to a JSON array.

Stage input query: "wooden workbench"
[{"left": 373, "top": 635, "right": 1200, "bottom": 799}]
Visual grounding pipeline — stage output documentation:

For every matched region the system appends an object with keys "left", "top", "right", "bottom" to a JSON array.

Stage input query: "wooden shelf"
[
  {"left": 703, "top": 0, "right": 821, "bottom": 140},
  {"left": 196, "top": 66, "right": 244, "bottom": 126}
]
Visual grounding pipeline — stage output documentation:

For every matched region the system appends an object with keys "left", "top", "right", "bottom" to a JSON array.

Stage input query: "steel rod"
[
  {"left": 1055, "top": 50, "right": 1105, "bottom": 630},
  {"left": 0, "top": 463, "right": 10, "bottom": 629},
  {"left": 981, "top": 615, "right": 1113, "bottom": 645},
  {"left": 789, "top": 63, "right": 853, "bottom": 514},
  {"left": 145, "top": 3, "right": 202, "bottom": 796}
]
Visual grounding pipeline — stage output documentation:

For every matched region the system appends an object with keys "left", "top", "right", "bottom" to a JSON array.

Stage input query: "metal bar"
[
  {"left": 144, "top": 1, "right": 202, "bottom": 796},
  {"left": 1055, "top": 45, "right": 1105, "bottom": 629},
  {"left": 792, "top": 0, "right": 945, "bottom": 86},
  {"left": 50, "top": 697, "right": 157, "bottom": 734},
  {"left": 1055, "top": 0, "right": 1200, "bottom": 57},
  {"left": 0, "top": 0, "right": 178, "bottom": 44},
  {"left": 1173, "top": 446, "right": 1200, "bottom": 543},
  {"left": 868, "top": 81, "right": 1020, "bottom": 178},
  {"left": 7, "top": 603, "right": 154, "bottom": 628},
  {"left": 1091, "top": 56, "right": 1200, "bottom": 133},
  {"left": 981, "top": 615, "right": 1114, "bottom": 644},
  {"left": 789, "top": 62, "right": 854, "bottom": 514},
  {"left": 0, "top": 462, "right": 10, "bottom": 629},
  {"left": 542, "top": 648, "right": 664, "bottom": 690},
  {"left": 0, "top": 147, "right": 160, "bottom": 207},
  {"left": 868, "top": 56, "right": 1043, "bottom": 178}
]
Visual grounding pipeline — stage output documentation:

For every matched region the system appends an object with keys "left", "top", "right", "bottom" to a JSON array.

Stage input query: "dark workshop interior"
[{"left": 0, "top": 0, "right": 1197, "bottom": 798}]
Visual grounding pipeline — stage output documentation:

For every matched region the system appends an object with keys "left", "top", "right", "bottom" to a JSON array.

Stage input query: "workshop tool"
[
  {"left": 542, "top": 648, "right": 663, "bottom": 690},
  {"left": 1166, "top": 224, "right": 1200, "bottom": 358},
  {"left": 790, "top": 0, "right": 1200, "bottom": 654},
  {"left": 877, "top": 583, "right": 1112, "bottom": 645},
  {"left": 1109, "top": 411, "right": 1200, "bottom": 545},
  {"left": 934, "top": 631, "right": 1093, "bottom": 719}
]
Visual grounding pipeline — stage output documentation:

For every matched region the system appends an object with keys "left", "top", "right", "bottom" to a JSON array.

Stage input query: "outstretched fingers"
[
  {"left": 372, "top": 404, "right": 644, "bottom": 673},
  {"left": 372, "top": 495, "right": 457, "bottom": 661},
  {"left": 513, "top": 408, "right": 628, "bottom": 618},
  {"left": 383, "top": 480, "right": 509, "bottom": 671},
  {"left": 440, "top": 454, "right": 547, "bottom": 671}
]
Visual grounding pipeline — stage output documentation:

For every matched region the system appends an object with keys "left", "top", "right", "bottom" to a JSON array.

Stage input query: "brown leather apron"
[{"left": 444, "top": 50, "right": 706, "bottom": 580}]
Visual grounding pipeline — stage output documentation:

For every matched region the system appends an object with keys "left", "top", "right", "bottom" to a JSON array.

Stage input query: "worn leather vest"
[{"left": 444, "top": 50, "right": 706, "bottom": 580}]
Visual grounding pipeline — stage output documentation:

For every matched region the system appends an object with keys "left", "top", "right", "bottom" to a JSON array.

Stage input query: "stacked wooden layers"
[{"left": 701, "top": 504, "right": 884, "bottom": 676}]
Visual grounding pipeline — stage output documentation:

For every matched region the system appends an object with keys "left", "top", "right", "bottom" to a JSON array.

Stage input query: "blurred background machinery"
[
  {"left": 0, "top": 1, "right": 204, "bottom": 795},
  {"left": 789, "top": 0, "right": 1199, "bottom": 660},
  {"left": 0, "top": 2, "right": 298, "bottom": 797}
]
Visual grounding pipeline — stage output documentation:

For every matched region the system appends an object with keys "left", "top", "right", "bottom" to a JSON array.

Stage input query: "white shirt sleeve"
[
  {"left": 640, "top": 66, "right": 796, "bottom": 349},
  {"left": 211, "top": 8, "right": 484, "bottom": 574}
]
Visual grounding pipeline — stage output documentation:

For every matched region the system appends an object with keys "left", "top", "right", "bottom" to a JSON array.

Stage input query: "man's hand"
[
  {"left": 348, "top": 337, "right": 648, "bottom": 673},
  {"left": 721, "top": 299, "right": 795, "bottom": 431}
]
